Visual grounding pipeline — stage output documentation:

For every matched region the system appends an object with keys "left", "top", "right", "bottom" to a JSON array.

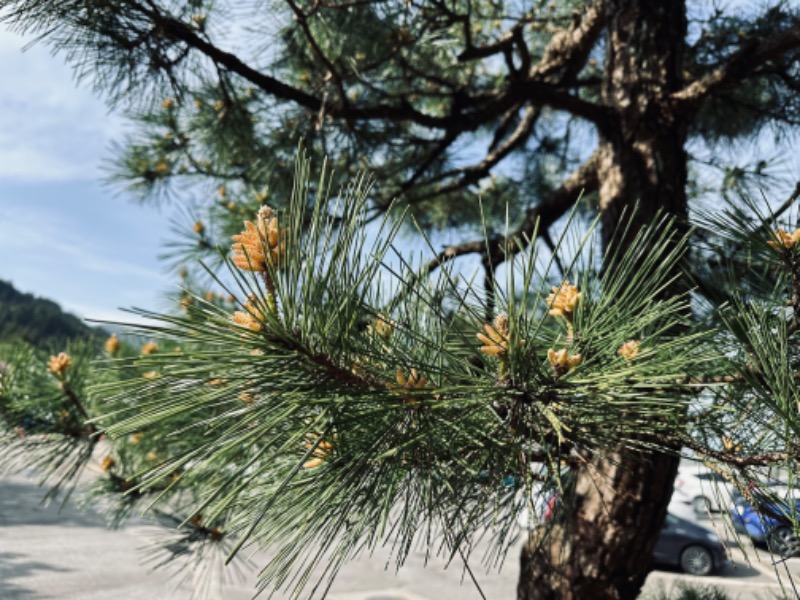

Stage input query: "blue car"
[{"left": 730, "top": 496, "right": 800, "bottom": 557}]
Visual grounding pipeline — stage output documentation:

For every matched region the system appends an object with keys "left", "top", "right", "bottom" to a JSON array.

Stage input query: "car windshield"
[{"left": 748, "top": 495, "right": 800, "bottom": 512}]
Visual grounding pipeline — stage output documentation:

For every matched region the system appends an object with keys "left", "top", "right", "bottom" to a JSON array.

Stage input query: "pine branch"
[
  {"left": 124, "top": 1, "right": 452, "bottom": 129},
  {"left": 392, "top": 104, "right": 542, "bottom": 207},
  {"left": 683, "top": 439, "right": 794, "bottom": 468},
  {"left": 382, "top": 2, "right": 607, "bottom": 217},
  {"left": 282, "top": 0, "right": 348, "bottom": 110},
  {"left": 134, "top": 0, "right": 610, "bottom": 133},
  {"left": 59, "top": 381, "right": 90, "bottom": 420},
  {"left": 389, "top": 1, "right": 605, "bottom": 209},
  {"left": 672, "top": 23, "right": 800, "bottom": 114},
  {"left": 515, "top": 81, "right": 612, "bottom": 130}
]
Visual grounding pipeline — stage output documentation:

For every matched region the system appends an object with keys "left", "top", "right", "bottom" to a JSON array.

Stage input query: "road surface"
[{"left": 2, "top": 474, "right": 800, "bottom": 599}]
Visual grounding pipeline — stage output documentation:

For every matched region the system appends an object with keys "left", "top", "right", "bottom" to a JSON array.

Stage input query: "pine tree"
[{"left": 2, "top": 1, "right": 800, "bottom": 598}]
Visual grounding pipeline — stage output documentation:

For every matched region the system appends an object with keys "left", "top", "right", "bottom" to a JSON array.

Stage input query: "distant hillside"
[{"left": 0, "top": 280, "right": 103, "bottom": 349}]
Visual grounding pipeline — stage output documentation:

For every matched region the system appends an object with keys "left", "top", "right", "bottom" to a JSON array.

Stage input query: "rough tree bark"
[{"left": 518, "top": 2, "right": 689, "bottom": 598}]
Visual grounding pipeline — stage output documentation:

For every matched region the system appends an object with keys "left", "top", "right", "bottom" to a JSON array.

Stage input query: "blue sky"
[{"left": 0, "top": 28, "right": 174, "bottom": 325}]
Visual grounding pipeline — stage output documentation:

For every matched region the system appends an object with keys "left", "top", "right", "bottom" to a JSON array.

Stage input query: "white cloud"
[
  {"left": 0, "top": 28, "right": 123, "bottom": 182},
  {"left": 0, "top": 204, "right": 164, "bottom": 282},
  {"left": 0, "top": 143, "right": 96, "bottom": 181},
  {"left": 0, "top": 184, "right": 174, "bottom": 324}
]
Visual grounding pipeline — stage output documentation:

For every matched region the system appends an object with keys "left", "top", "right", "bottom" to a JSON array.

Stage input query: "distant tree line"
[{"left": 0, "top": 280, "right": 103, "bottom": 350}]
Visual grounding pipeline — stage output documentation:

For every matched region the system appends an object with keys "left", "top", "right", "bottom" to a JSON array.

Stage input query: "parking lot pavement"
[
  {"left": 5, "top": 473, "right": 800, "bottom": 600},
  {"left": 0, "top": 475, "right": 253, "bottom": 600},
  {"left": 0, "top": 474, "right": 516, "bottom": 600}
]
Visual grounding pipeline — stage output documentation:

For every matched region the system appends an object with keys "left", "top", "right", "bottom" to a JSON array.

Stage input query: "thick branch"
[
  {"left": 513, "top": 80, "right": 614, "bottom": 131},
  {"left": 391, "top": 0, "right": 607, "bottom": 207},
  {"left": 519, "top": 0, "right": 609, "bottom": 128},
  {"left": 672, "top": 24, "right": 800, "bottom": 114},
  {"left": 147, "top": 0, "right": 610, "bottom": 133},
  {"left": 421, "top": 150, "right": 601, "bottom": 276},
  {"left": 458, "top": 20, "right": 527, "bottom": 63},
  {"left": 529, "top": 0, "right": 605, "bottom": 81}
]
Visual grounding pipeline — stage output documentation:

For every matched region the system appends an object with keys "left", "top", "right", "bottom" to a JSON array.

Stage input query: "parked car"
[
  {"left": 674, "top": 464, "right": 735, "bottom": 514},
  {"left": 668, "top": 487, "right": 699, "bottom": 523},
  {"left": 730, "top": 495, "right": 800, "bottom": 557},
  {"left": 731, "top": 478, "right": 800, "bottom": 503},
  {"left": 652, "top": 513, "right": 729, "bottom": 576}
]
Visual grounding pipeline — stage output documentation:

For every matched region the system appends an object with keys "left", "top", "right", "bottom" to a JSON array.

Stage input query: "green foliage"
[
  {"left": 3, "top": 0, "right": 800, "bottom": 596},
  {"left": 642, "top": 581, "right": 731, "bottom": 600},
  {"left": 687, "top": 4, "right": 800, "bottom": 143},
  {"left": 686, "top": 195, "right": 800, "bottom": 471},
  {"left": 0, "top": 339, "right": 97, "bottom": 499},
  {"left": 2, "top": 152, "right": 800, "bottom": 597},
  {"left": 78, "top": 155, "right": 712, "bottom": 597},
  {"left": 4, "top": 152, "right": 800, "bottom": 596}
]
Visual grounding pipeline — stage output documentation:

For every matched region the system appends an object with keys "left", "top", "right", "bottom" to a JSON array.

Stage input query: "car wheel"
[
  {"left": 692, "top": 496, "right": 711, "bottom": 515},
  {"left": 680, "top": 544, "right": 714, "bottom": 576},
  {"left": 767, "top": 526, "right": 800, "bottom": 558}
]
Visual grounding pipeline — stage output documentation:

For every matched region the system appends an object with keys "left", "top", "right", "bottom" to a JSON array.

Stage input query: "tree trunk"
[
  {"left": 519, "top": 2, "right": 689, "bottom": 598},
  {"left": 518, "top": 451, "right": 681, "bottom": 599}
]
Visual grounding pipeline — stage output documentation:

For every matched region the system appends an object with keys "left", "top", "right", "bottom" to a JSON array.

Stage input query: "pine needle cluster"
[
  {"left": 87, "top": 154, "right": 711, "bottom": 596},
  {"left": 2, "top": 156, "right": 800, "bottom": 597}
]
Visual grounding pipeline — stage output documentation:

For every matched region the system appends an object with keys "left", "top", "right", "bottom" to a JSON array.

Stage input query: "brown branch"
[
  {"left": 420, "top": 149, "right": 601, "bottom": 276},
  {"left": 672, "top": 24, "right": 800, "bottom": 114},
  {"left": 487, "top": 104, "right": 527, "bottom": 152},
  {"left": 392, "top": 93, "right": 600, "bottom": 211},
  {"left": 496, "top": 149, "right": 601, "bottom": 263},
  {"left": 397, "top": 132, "right": 461, "bottom": 194},
  {"left": 458, "top": 20, "right": 528, "bottom": 62},
  {"left": 60, "top": 383, "right": 98, "bottom": 436},
  {"left": 119, "top": 0, "right": 610, "bottom": 225},
  {"left": 463, "top": 104, "right": 540, "bottom": 177},
  {"left": 513, "top": 81, "right": 613, "bottom": 131},
  {"left": 283, "top": 0, "right": 348, "bottom": 108},
  {"left": 683, "top": 439, "right": 793, "bottom": 468},
  {"left": 528, "top": 0, "right": 604, "bottom": 81},
  {"left": 386, "top": 2, "right": 606, "bottom": 216},
  {"left": 515, "top": 0, "right": 610, "bottom": 129},
  {"left": 382, "top": 104, "right": 541, "bottom": 212},
  {"left": 137, "top": 0, "right": 611, "bottom": 135},
  {"left": 129, "top": 4, "right": 453, "bottom": 129}
]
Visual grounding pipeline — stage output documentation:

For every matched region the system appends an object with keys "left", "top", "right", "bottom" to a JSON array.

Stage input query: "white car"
[
  {"left": 668, "top": 486, "right": 700, "bottom": 523},
  {"left": 674, "top": 465, "right": 735, "bottom": 514}
]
